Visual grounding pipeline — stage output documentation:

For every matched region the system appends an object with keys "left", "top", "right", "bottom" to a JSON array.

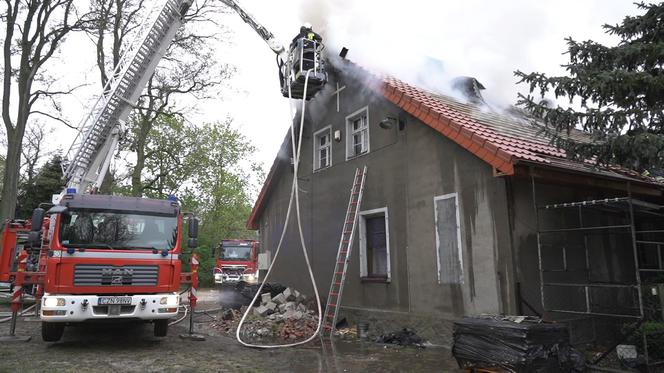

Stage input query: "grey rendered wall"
[
  {"left": 256, "top": 68, "right": 516, "bottom": 338},
  {"left": 401, "top": 114, "right": 515, "bottom": 319}
]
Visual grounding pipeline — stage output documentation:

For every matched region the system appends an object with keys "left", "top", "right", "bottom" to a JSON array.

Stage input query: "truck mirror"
[
  {"left": 28, "top": 207, "right": 45, "bottom": 247},
  {"left": 187, "top": 238, "right": 198, "bottom": 249},
  {"left": 188, "top": 217, "right": 199, "bottom": 239}
]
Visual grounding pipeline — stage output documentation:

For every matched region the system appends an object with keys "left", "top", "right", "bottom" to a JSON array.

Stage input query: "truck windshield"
[
  {"left": 220, "top": 246, "right": 252, "bottom": 261},
  {"left": 59, "top": 209, "right": 178, "bottom": 251}
]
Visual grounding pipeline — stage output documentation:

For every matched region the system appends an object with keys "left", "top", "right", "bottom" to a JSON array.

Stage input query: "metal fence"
[{"left": 534, "top": 196, "right": 664, "bottom": 369}]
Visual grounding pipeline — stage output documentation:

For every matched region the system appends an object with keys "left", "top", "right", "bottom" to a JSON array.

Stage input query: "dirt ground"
[{"left": 0, "top": 289, "right": 462, "bottom": 372}]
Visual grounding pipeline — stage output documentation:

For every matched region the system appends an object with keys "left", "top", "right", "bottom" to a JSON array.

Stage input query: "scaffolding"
[{"left": 534, "top": 191, "right": 664, "bottom": 367}]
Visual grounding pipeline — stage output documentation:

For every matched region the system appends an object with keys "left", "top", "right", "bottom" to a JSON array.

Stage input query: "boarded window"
[{"left": 434, "top": 194, "right": 463, "bottom": 284}]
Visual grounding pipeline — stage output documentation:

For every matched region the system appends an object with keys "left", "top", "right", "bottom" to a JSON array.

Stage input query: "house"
[{"left": 246, "top": 55, "right": 664, "bottom": 346}]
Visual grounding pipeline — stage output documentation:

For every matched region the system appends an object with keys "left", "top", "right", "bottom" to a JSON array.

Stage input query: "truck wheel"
[
  {"left": 154, "top": 319, "right": 168, "bottom": 337},
  {"left": 42, "top": 322, "right": 65, "bottom": 342}
]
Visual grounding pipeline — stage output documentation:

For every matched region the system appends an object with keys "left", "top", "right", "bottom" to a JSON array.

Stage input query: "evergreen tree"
[
  {"left": 16, "top": 155, "right": 65, "bottom": 218},
  {"left": 515, "top": 2, "right": 664, "bottom": 173}
]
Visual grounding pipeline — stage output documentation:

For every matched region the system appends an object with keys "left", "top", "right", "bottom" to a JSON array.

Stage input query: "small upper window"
[
  {"left": 313, "top": 126, "right": 332, "bottom": 171},
  {"left": 346, "top": 107, "right": 369, "bottom": 159}
]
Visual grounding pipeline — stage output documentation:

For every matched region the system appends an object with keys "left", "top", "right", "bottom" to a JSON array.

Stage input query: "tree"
[
  {"left": 1, "top": 0, "right": 91, "bottom": 222},
  {"left": 515, "top": 2, "right": 664, "bottom": 173},
  {"left": 120, "top": 119, "right": 262, "bottom": 286},
  {"left": 20, "top": 123, "right": 52, "bottom": 189},
  {"left": 126, "top": 114, "right": 205, "bottom": 198},
  {"left": 16, "top": 154, "right": 65, "bottom": 218},
  {"left": 192, "top": 121, "right": 262, "bottom": 245},
  {"left": 85, "top": 0, "right": 230, "bottom": 195}
]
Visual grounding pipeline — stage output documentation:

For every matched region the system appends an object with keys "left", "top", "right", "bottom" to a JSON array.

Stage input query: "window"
[
  {"left": 346, "top": 106, "right": 369, "bottom": 159},
  {"left": 59, "top": 209, "right": 178, "bottom": 251},
  {"left": 434, "top": 194, "right": 463, "bottom": 284},
  {"left": 313, "top": 126, "right": 332, "bottom": 170},
  {"left": 359, "top": 207, "right": 390, "bottom": 280}
]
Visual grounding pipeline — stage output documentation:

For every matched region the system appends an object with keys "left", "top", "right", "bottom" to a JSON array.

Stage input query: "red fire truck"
[
  {"left": 0, "top": 192, "right": 199, "bottom": 341},
  {"left": 0, "top": 0, "right": 326, "bottom": 343},
  {"left": 213, "top": 240, "right": 259, "bottom": 285}
]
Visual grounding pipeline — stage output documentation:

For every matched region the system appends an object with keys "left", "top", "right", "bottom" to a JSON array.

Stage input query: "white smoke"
[{"left": 292, "top": 0, "right": 639, "bottom": 108}]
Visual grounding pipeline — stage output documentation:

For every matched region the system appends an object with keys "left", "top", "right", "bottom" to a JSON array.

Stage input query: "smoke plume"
[{"left": 294, "top": 0, "right": 638, "bottom": 109}]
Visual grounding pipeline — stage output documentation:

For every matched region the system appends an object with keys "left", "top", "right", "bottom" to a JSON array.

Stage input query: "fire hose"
[
  {"left": 236, "top": 70, "right": 323, "bottom": 348},
  {"left": 169, "top": 305, "right": 189, "bottom": 326}
]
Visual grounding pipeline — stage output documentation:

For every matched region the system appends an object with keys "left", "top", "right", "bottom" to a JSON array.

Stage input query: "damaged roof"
[{"left": 246, "top": 63, "right": 662, "bottom": 229}]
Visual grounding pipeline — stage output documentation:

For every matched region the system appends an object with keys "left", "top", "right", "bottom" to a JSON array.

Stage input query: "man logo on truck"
[{"left": 102, "top": 267, "right": 133, "bottom": 286}]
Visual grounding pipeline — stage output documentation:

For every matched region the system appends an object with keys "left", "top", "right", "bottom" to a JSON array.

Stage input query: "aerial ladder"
[
  {"left": 62, "top": 0, "right": 194, "bottom": 194},
  {"left": 62, "top": 0, "right": 327, "bottom": 196},
  {"left": 0, "top": 0, "right": 326, "bottom": 342}
]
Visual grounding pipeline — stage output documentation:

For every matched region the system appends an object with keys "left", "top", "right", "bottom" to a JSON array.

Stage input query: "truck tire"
[
  {"left": 154, "top": 319, "right": 168, "bottom": 337},
  {"left": 42, "top": 322, "right": 65, "bottom": 342}
]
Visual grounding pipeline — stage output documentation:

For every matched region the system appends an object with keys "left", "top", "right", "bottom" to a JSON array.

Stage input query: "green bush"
[{"left": 625, "top": 321, "right": 664, "bottom": 360}]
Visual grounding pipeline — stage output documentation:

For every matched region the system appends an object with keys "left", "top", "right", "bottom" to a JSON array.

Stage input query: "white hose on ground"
[
  {"left": 0, "top": 303, "right": 37, "bottom": 323},
  {"left": 169, "top": 304, "right": 189, "bottom": 326},
  {"left": 236, "top": 70, "right": 323, "bottom": 348}
]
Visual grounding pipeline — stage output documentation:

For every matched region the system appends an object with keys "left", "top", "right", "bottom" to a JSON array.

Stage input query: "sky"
[{"left": 43, "top": 0, "right": 643, "bottom": 192}]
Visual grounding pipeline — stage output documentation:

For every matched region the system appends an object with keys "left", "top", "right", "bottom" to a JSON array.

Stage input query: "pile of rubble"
[
  {"left": 253, "top": 287, "right": 313, "bottom": 321},
  {"left": 210, "top": 286, "right": 318, "bottom": 343}
]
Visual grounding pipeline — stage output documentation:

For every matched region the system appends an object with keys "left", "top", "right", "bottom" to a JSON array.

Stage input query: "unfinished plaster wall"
[
  {"left": 255, "top": 68, "right": 514, "bottom": 344},
  {"left": 402, "top": 115, "right": 515, "bottom": 321}
]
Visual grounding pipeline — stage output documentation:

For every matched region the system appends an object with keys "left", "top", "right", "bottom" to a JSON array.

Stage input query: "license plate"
[{"left": 98, "top": 296, "right": 132, "bottom": 305}]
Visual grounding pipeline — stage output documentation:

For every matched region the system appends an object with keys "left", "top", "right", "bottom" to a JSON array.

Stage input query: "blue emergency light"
[{"left": 66, "top": 188, "right": 77, "bottom": 194}]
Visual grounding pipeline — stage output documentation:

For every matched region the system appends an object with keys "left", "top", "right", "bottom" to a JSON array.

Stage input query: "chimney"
[{"left": 452, "top": 76, "right": 486, "bottom": 104}]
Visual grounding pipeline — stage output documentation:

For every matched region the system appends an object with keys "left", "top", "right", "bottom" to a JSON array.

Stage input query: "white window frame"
[
  {"left": 358, "top": 207, "right": 391, "bottom": 280},
  {"left": 345, "top": 106, "right": 370, "bottom": 160},
  {"left": 433, "top": 193, "right": 464, "bottom": 284},
  {"left": 313, "top": 125, "right": 332, "bottom": 171}
]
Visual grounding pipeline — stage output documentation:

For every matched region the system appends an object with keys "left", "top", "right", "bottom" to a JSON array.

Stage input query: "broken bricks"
[
  {"left": 272, "top": 293, "right": 287, "bottom": 305},
  {"left": 265, "top": 302, "right": 277, "bottom": 312},
  {"left": 253, "top": 305, "right": 270, "bottom": 317},
  {"left": 255, "top": 286, "right": 314, "bottom": 322},
  {"left": 283, "top": 287, "right": 296, "bottom": 301}
]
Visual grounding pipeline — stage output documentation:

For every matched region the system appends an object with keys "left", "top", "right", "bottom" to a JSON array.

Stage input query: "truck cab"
[
  {"left": 213, "top": 240, "right": 258, "bottom": 285},
  {"left": 37, "top": 192, "right": 192, "bottom": 341}
]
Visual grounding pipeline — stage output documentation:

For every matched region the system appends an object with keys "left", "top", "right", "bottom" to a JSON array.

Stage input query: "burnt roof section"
[
  {"left": 451, "top": 76, "right": 486, "bottom": 104},
  {"left": 60, "top": 194, "right": 179, "bottom": 216},
  {"left": 246, "top": 60, "right": 664, "bottom": 230}
]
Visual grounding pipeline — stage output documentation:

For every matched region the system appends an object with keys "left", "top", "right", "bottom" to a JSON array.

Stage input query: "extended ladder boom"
[
  {"left": 63, "top": 0, "right": 194, "bottom": 193},
  {"left": 62, "top": 0, "right": 293, "bottom": 195},
  {"left": 220, "top": 0, "right": 287, "bottom": 60}
]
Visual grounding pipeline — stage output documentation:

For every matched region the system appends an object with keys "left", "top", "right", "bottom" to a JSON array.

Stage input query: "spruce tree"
[
  {"left": 16, "top": 155, "right": 65, "bottom": 218},
  {"left": 515, "top": 2, "right": 664, "bottom": 174}
]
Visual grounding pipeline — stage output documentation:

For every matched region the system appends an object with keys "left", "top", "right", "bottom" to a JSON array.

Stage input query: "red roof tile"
[{"left": 246, "top": 63, "right": 661, "bottom": 229}]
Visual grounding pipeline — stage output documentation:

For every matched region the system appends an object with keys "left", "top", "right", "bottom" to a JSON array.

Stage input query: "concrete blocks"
[
  {"left": 272, "top": 293, "right": 287, "bottom": 305},
  {"left": 253, "top": 305, "right": 269, "bottom": 317}
]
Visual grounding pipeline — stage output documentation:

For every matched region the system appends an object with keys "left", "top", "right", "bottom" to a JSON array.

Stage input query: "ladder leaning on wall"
[{"left": 321, "top": 166, "right": 367, "bottom": 337}]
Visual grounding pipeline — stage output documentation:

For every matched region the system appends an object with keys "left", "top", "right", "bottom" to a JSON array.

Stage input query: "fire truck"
[
  {"left": 213, "top": 240, "right": 259, "bottom": 285},
  {"left": 0, "top": 0, "right": 327, "bottom": 342}
]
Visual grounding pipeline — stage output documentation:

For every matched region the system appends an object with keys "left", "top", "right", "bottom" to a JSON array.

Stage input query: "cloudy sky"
[{"left": 48, "top": 0, "right": 641, "bottom": 187}]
